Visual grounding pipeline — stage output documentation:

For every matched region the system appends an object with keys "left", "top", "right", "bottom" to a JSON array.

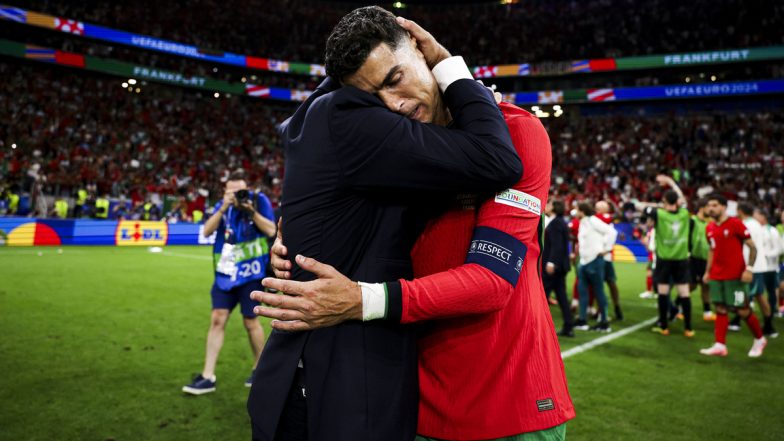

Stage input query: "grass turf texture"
[{"left": 0, "top": 246, "right": 782, "bottom": 440}]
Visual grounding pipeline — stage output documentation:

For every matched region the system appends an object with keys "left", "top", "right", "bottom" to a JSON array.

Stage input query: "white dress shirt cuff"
[
  {"left": 360, "top": 282, "right": 387, "bottom": 321},
  {"left": 432, "top": 56, "right": 473, "bottom": 93}
]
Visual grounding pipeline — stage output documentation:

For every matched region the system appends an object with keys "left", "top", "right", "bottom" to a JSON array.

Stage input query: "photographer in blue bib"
[{"left": 183, "top": 170, "right": 277, "bottom": 395}]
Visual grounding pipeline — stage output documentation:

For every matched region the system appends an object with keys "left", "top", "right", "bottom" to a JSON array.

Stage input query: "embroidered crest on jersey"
[{"left": 536, "top": 398, "right": 555, "bottom": 412}]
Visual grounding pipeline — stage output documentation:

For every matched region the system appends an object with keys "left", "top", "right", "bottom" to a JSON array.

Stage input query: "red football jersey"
[
  {"left": 706, "top": 216, "right": 750, "bottom": 280},
  {"left": 568, "top": 217, "right": 580, "bottom": 242},
  {"left": 390, "top": 103, "right": 574, "bottom": 439}
]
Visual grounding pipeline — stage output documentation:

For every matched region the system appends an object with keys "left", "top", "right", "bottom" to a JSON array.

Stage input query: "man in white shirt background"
[
  {"left": 573, "top": 202, "right": 618, "bottom": 333},
  {"left": 737, "top": 203, "right": 777, "bottom": 337}
]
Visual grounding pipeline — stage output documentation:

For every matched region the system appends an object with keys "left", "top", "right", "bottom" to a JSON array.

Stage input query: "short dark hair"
[
  {"left": 577, "top": 202, "right": 594, "bottom": 217},
  {"left": 754, "top": 208, "right": 769, "bottom": 220},
  {"left": 706, "top": 193, "right": 727, "bottom": 206},
  {"left": 228, "top": 169, "right": 246, "bottom": 182},
  {"left": 663, "top": 190, "right": 678, "bottom": 205},
  {"left": 737, "top": 202, "right": 754, "bottom": 216},
  {"left": 325, "top": 6, "right": 408, "bottom": 81},
  {"left": 695, "top": 198, "right": 708, "bottom": 210},
  {"left": 552, "top": 200, "right": 565, "bottom": 217}
]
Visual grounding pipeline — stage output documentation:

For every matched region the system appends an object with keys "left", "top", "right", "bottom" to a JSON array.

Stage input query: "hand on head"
[{"left": 395, "top": 17, "right": 451, "bottom": 69}]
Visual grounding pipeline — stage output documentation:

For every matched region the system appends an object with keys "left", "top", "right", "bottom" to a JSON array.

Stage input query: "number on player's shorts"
[
  {"left": 734, "top": 291, "right": 745, "bottom": 305},
  {"left": 240, "top": 260, "right": 262, "bottom": 278}
]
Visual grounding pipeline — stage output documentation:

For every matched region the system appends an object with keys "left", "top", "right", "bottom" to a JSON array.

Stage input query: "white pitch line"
[{"left": 561, "top": 316, "right": 658, "bottom": 359}]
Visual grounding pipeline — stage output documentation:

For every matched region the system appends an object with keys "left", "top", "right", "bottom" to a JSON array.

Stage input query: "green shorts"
[
  {"left": 416, "top": 424, "right": 566, "bottom": 441},
  {"left": 709, "top": 280, "right": 749, "bottom": 308}
]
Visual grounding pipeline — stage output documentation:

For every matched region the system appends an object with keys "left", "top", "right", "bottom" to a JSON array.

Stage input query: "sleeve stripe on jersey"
[{"left": 385, "top": 281, "right": 403, "bottom": 322}]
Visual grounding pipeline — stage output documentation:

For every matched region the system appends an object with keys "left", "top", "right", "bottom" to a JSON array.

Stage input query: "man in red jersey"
[
  {"left": 253, "top": 17, "right": 574, "bottom": 441},
  {"left": 699, "top": 193, "right": 767, "bottom": 358}
]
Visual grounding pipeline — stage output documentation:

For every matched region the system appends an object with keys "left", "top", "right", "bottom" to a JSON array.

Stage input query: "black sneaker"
[
  {"left": 245, "top": 373, "right": 254, "bottom": 388},
  {"left": 182, "top": 374, "right": 216, "bottom": 395},
  {"left": 590, "top": 322, "right": 612, "bottom": 333},
  {"left": 558, "top": 328, "right": 575, "bottom": 338},
  {"left": 573, "top": 319, "right": 590, "bottom": 331},
  {"left": 615, "top": 306, "right": 624, "bottom": 321}
]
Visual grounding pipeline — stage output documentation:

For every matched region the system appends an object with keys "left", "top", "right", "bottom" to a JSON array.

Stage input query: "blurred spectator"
[
  {"left": 545, "top": 110, "right": 784, "bottom": 219},
  {"left": 2, "top": 61, "right": 782, "bottom": 224},
  {"left": 1, "top": 63, "right": 292, "bottom": 215}
]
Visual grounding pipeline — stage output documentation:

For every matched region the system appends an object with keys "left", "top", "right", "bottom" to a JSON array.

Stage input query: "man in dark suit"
[
  {"left": 544, "top": 199, "right": 574, "bottom": 337},
  {"left": 247, "top": 7, "right": 521, "bottom": 441}
]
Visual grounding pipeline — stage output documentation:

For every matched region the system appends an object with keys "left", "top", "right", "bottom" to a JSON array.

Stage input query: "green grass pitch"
[{"left": 1, "top": 246, "right": 782, "bottom": 440}]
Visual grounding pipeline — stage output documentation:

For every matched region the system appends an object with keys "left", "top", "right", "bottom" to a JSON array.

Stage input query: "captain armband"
[{"left": 465, "top": 226, "right": 528, "bottom": 286}]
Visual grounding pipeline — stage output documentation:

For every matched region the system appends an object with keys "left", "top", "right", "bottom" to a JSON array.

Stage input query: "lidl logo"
[{"left": 115, "top": 221, "right": 168, "bottom": 246}]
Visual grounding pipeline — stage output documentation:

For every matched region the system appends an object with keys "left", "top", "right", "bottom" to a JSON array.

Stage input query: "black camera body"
[{"left": 235, "top": 189, "right": 251, "bottom": 203}]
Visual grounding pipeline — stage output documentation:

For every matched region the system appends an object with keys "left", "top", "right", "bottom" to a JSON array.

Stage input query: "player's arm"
[
  {"left": 634, "top": 201, "right": 659, "bottom": 212},
  {"left": 254, "top": 184, "right": 532, "bottom": 326},
  {"left": 255, "top": 219, "right": 526, "bottom": 327},
  {"left": 656, "top": 174, "right": 687, "bottom": 206},
  {"left": 744, "top": 238, "right": 757, "bottom": 269},
  {"left": 688, "top": 217, "right": 695, "bottom": 253},
  {"left": 703, "top": 247, "right": 713, "bottom": 283},
  {"left": 255, "top": 115, "right": 544, "bottom": 328},
  {"left": 332, "top": 59, "right": 521, "bottom": 194},
  {"left": 741, "top": 237, "right": 756, "bottom": 284},
  {"left": 389, "top": 167, "right": 545, "bottom": 322}
]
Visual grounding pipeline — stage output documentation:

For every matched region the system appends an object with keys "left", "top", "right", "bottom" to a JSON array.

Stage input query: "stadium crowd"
[
  {"left": 0, "top": 63, "right": 290, "bottom": 219},
  {"left": 2, "top": 62, "right": 783, "bottom": 224},
  {"left": 13, "top": 0, "right": 784, "bottom": 66},
  {"left": 545, "top": 111, "right": 784, "bottom": 221}
]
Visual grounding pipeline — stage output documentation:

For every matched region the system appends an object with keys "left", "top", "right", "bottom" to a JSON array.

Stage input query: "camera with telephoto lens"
[{"left": 235, "top": 189, "right": 251, "bottom": 204}]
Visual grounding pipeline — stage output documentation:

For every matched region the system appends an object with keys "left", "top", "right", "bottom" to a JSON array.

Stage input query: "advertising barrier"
[
  {"left": 0, "top": 218, "right": 649, "bottom": 262},
  {"left": 0, "top": 218, "right": 214, "bottom": 246}
]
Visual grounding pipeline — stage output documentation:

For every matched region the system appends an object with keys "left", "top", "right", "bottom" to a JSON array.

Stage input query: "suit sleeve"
[
  {"left": 331, "top": 78, "right": 521, "bottom": 193},
  {"left": 543, "top": 223, "right": 561, "bottom": 269},
  {"left": 383, "top": 112, "right": 549, "bottom": 323}
]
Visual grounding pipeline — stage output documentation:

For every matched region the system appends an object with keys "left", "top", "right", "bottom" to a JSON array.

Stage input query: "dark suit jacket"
[
  {"left": 248, "top": 76, "right": 521, "bottom": 441},
  {"left": 543, "top": 215, "right": 571, "bottom": 274}
]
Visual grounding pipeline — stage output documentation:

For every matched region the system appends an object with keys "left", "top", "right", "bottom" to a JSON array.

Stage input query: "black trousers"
[
  {"left": 544, "top": 270, "right": 572, "bottom": 330},
  {"left": 273, "top": 367, "right": 308, "bottom": 441}
]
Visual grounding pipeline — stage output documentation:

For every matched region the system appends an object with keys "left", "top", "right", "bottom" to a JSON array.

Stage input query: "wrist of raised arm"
[{"left": 431, "top": 56, "right": 473, "bottom": 93}]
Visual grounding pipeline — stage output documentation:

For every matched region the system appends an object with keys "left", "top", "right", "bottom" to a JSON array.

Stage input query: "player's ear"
[{"left": 408, "top": 35, "right": 425, "bottom": 60}]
